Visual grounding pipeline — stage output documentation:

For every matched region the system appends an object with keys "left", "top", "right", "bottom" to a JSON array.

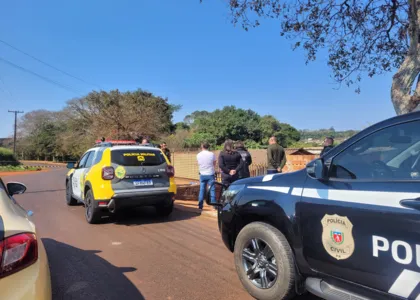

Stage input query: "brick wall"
[{"left": 171, "top": 150, "right": 317, "bottom": 180}]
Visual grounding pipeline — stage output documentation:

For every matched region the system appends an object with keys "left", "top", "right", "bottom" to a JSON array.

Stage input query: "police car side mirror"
[
  {"left": 307, "top": 159, "right": 326, "bottom": 180},
  {"left": 205, "top": 182, "right": 227, "bottom": 207},
  {"left": 66, "top": 162, "right": 76, "bottom": 169}
]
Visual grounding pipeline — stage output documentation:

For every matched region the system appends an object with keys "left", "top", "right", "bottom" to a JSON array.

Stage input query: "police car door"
[
  {"left": 299, "top": 119, "right": 420, "bottom": 299},
  {"left": 72, "top": 151, "right": 93, "bottom": 200}
]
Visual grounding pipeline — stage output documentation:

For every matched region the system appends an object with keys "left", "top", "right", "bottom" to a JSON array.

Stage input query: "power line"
[
  {"left": 8, "top": 110, "right": 24, "bottom": 155},
  {"left": 0, "top": 39, "right": 102, "bottom": 90},
  {"left": 0, "top": 57, "right": 84, "bottom": 96},
  {"left": 0, "top": 75, "right": 15, "bottom": 102}
]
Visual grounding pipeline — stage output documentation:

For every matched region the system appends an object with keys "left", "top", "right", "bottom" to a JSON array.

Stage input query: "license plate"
[{"left": 133, "top": 179, "right": 153, "bottom": 186}]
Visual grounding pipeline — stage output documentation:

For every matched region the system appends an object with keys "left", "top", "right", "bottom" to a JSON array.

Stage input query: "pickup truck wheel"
[
  {"left": 66, "top": 180, "right": 77, "bottom": 206},
  {"left": 85, "top": 190, "right": 102, "bottom": 224},
  {"left": 234, "top": 222, "right": 296, "bottom": 300}
]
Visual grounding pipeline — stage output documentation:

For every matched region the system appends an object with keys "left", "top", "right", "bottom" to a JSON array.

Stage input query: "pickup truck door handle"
[{"left": 400, "top": 199, "right": 420, "bottom": 210}]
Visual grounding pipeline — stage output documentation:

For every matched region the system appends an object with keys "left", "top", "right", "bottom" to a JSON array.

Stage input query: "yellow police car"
[{"left": 65, "top": 140, "right": 176, "bottom": 224}]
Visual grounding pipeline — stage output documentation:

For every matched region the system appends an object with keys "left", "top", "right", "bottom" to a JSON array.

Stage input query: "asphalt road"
[{"left": 5, "top": 169, "right": 320, "bottom": 300}]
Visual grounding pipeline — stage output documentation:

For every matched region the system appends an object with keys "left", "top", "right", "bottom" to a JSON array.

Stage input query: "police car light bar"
[{"left": 94, "top": 140, "right": 138, "bottom": 146}]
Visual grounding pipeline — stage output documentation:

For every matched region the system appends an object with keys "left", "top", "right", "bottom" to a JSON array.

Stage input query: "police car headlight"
[{"left": 222, "top": 184, "right": 245, "bottom": 203}]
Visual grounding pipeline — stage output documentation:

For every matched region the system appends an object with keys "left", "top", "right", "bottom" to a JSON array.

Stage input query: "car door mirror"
[
  {"left": 7, "top": 182, "right": 27, "bottom": 196},
  {"left": 307, "top": 158, "right": 326, "bottom": 180},
  {"left": 205, "top": 182, "right": 228, "bottom": 207},
  {"left": 67, "top": 162, "right": 76, "bottom": 169}
]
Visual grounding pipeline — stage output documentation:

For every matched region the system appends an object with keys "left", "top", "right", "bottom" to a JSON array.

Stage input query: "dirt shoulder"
[
  {"left": 21, "top": 160, "right": 66, "bottom": 166},
  {"left": 0, "top": 169, "right": 50, "bottom": 177}
]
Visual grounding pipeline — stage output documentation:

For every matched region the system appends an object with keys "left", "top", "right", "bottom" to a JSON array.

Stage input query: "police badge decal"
[{"left": 321, "top": 214, "right": 355, "bottom": 260}]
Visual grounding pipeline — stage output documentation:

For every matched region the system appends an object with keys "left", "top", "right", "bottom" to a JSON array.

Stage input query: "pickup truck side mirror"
[
  {"left": 7, "top": 182, "right": 27, "bottom": 196},
  {"left": 306, "top": 158, "right": 326, "bottom": 180},
  {"left": 205, "top": 182, "right": 228, "bottom": 207}
]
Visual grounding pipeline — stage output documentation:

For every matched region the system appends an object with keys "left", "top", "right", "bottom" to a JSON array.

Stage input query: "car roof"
[
  {"left": 86, "top": 145, "right": 162, "bottom": 152},
  {"left": 110, "top": 146, "right": 162, "bottom": 151}
]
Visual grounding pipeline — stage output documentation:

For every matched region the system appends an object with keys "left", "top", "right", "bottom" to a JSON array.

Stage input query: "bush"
[{"left": 0, "top": 148, "right": 20, "bottom": 166}]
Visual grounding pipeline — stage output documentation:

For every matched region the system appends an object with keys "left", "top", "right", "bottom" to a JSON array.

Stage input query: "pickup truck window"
[{"left": 330, "top": 120, "right": 420, "bottom": 181}]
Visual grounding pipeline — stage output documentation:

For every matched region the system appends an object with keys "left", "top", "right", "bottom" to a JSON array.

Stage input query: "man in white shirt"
[{"left": 196, "top": 142, "right": 216, "bottom": 210}]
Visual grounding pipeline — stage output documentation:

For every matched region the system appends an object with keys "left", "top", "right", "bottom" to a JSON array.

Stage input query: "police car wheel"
[
  {"left": 66, "top": 180, "right": 77, "bottom": 206},
  {"left": 156, "top": 202, "right": 174, "bottom": 217},
  {"left": 85, "top": 189, "right": 102, "bottom": 224},
  {"left": 234, "top": 222, "right": 295, "bottom": 300}
]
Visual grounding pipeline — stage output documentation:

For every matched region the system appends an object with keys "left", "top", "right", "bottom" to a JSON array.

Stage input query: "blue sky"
[{"left": 0, "top": 0, "right": 395, "bottom": 137}]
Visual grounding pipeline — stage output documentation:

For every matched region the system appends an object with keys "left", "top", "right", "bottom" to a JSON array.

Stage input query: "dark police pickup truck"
[{"left": 206, "top": 111, "right": 420, "bottom": 300}]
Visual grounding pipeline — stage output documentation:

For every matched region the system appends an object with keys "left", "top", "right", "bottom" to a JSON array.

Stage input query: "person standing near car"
[
  {"left": 235, "top": 141, "right": 252, "bottom": 179},
  {"left": 197, "top": 142, "right": 216, "bottom": 211},
  {"left": 161, "top": 142, "right": 171, "bottom": 163},
  {"left": 219, "top": 139, "right": 244, "bottom": 186},
  {"left": 320, "top": 136, "right": 334, "bottom": 156},
  {"left": 267, "top": 136, "right": 286, "bottom": 174}
]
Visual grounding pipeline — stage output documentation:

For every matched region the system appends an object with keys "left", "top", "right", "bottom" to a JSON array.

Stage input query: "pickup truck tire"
[
  {"left": 66, "top": 180, "right": 77, "bottom": 206},
  {"left": 234, "top": 222, "right": 296, "bottom": 300}
]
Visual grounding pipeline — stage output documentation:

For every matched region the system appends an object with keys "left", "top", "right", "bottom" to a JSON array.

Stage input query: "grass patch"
[
  {"left": 0, "top": 165, "right": 42, "bottom": 172},
  {"left": 0, "top": 148, "right": 19, "bottom": 166}
]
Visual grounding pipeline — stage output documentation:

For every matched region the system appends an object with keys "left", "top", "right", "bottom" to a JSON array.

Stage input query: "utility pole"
[{"left": 8, "top": 110, "right": 24, "bottom": 155}]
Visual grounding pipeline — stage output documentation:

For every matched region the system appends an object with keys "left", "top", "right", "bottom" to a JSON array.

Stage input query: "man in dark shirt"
[
  {"left": 218, "top": 140, "right": 244, "bottom": 186},
  {"left": 320, "top": 137, "right": 334, "bottom": 156},
  {"left": 267, "top": 136, "right": 286, "bottom": 174},
  {"left": 161, "top": 142, "right": 171, "bottom": 163}
]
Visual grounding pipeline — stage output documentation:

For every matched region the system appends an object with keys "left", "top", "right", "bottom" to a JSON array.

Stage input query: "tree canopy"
[
  {"left": 17, "top": 89, "right": 180, "bottom": 160},
  {"left": 213, "top": 0, "right": 420, "bottom": 115},
  {"left": 178, "top": 106, "right": 300, "bottom": 148}
]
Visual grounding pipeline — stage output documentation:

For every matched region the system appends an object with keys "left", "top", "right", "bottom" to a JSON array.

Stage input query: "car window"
[
  {"left": 84, "top": 151, "right": 96, "bottom": 168},
  {"left": 78, "top": 152, "right": 91, "bottom": 169},
  {"left": 111, "top": 149, "right": 165, "bottom": 166},
  {"left": 93, "top": 148, "right": 105, "bottom": 165},
  {"left": 330, "top": 120, "right": 420, "bottom": 181}
]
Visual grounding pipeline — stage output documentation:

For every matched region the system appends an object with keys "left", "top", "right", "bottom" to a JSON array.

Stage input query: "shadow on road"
[
  {"left": 113, "top": 206, "right": 198, "bottom": 226},
  {"left": 26, "top": 189, "right": 66, "bottom": 194},
  {"left": 43, "top": 238, "right": 144, "bottom": 300}
]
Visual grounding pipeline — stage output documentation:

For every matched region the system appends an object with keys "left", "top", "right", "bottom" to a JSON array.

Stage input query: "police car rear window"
[{"left": 111, "top": 149, "right": 165, "bottom": 166}]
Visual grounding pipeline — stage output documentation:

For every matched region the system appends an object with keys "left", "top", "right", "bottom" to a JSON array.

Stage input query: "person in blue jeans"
[{"left": 196, "top": 142, "right": 216, "bottom": 211}]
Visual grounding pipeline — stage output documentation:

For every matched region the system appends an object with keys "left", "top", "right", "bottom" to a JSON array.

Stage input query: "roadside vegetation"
[
  {"left": 0, "top": 147, "right": 41, "bottom": 172},
  {"left": 0, "top": 165, "right": 41, "bottom": 172},
  {"left": 12, "top": 89, "right": 360, "bottom": 159},
  {"left": 0, "top": 147, "right": 20, "bottom": 166}
]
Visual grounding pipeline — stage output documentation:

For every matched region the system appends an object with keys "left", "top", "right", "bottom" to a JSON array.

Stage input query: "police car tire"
[
  {"left": 234, "top": 222, "right": 296, "bottom": 300},
  {"left": 66, "top": 179, "right": 77, "bottom": 206},
  {"left": 156, "top": 202, "right": 174, "bottom": 217},
  {"left": 85, "top": 189, "right": 102, "bottom": 224}
]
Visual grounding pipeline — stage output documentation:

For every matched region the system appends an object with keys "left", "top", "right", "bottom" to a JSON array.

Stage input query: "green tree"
[
  {"left": 191, "top": 106, "right": 262, "bottom": 145},
  {"left": 185, "top": 132, "right": 218, "bottom": 148},
  {"left": 260, "top": 115, "right": 300, "bottom": 147},
  {"left": 188, "top": 107, "right": 300, "bottom": 147}
]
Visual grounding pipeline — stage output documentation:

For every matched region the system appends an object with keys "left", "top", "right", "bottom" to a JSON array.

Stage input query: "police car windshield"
[
  {"left": 111, "top": 149, "right": 165, "bottom": 166},
  {"left": 350, "top": 130, "right": 418, "bottom": 164}
]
